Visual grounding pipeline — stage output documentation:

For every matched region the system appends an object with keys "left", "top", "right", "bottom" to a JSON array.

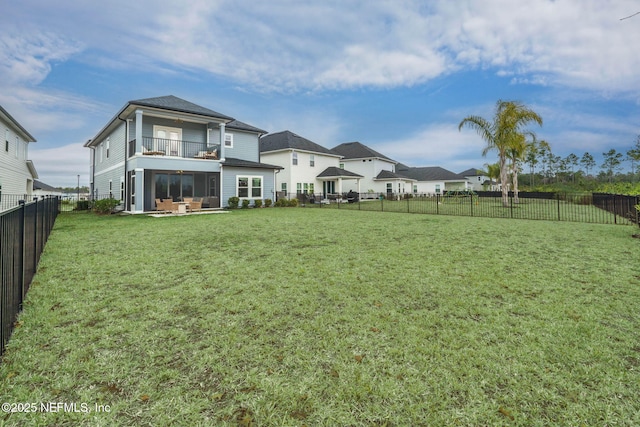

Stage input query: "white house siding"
[
  {"left": 222, "top": 166, "right": 277, "bottom": 207},
  {"left": 262, "top": 150, "right": 341, "bottom": 195},
  {"left": 0, "top": 116, "right": 34, "bottom": 196},
  {"left": 340, "top": 158, "right": 396, "bottom": 193},
  {"left": 92, "top": 122, "right": 126, "bottom": 200}
]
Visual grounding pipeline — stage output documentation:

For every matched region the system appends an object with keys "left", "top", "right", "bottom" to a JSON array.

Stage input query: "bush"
[
  {"left": 264, "top": 199, "right": 272, "bottom": 208},
  {"left": 227, "top": 197, "right": 239, "bottom": 209},
  {"left": 241, "top": 199, "right": 250, "bottom": 209},
  {"left": 274, "top": 198, "right": 288, "bottom": 207},
  {"left": 253, "top": 199, "right": 263, "bottom": 208},
  {"left": 288, "top": 198, "right": 299, "bottom": 207},
  {"left": 93, "top": 198, "right": 119, "bottom": 214}
]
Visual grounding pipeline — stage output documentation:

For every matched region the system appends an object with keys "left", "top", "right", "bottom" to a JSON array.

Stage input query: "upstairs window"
[
  {"left": 292, "top": 151, "right": 298, "bottom": 165},
  {"left": 310, "top": 154, "right": 315, "bottom": 167},
  {"left": 224, "top": 133, "right": 233, "bottom": 148},
  {"left": 106, "top": 137, "right": 110, "bottom": 159}
]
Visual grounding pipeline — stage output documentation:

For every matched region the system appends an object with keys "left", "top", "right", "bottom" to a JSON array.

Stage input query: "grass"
[{"left": 1, "top": 209, "right": 639, "bottom": 426}]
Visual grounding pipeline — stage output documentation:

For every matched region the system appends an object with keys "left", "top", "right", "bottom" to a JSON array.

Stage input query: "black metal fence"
[
  {"left": 1, "top": 196, "right": 59, "bottom": 356},
  {"left": 281, "top": 191, "right": 639, "bottom": 226}
]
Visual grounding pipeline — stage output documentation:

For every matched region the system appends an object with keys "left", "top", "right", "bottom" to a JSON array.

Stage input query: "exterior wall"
[
  {"left": 262, "top": 149, "right": 341, "bottom": 195},
  {"left": 210, "top": 128, "right": 260, "bottom": 162},
  {"left": 222, "top": 166, "right": 277, "bottom": 207},
  {"left": 340, "top": 158, "right": 395, "bottom": 193},
  {"left": 0, "top": 116, "right": 34, "bottom": 196},
  {"left": 92, "top": 121, "right": 126, "bottom": 199},
  {"left": 464, "top": 175, "right": 489, "bottom": 191}
]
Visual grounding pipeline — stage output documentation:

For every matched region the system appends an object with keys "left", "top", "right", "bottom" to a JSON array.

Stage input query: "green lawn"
[{"left": 1, "top": 209, "right": 639, "bottom": 426}]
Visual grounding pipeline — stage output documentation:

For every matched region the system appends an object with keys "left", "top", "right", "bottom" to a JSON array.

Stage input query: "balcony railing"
[{"left": 127, "top": 138, "right": 220, "bottom": 160}]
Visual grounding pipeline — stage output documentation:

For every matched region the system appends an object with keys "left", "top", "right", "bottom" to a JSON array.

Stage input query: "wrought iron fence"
[
  {"left": 1, "top": 196, "right": 59, "bottom": 356},
  {"left": 280, "top": 191, "right": 639, "bottom": 225}
]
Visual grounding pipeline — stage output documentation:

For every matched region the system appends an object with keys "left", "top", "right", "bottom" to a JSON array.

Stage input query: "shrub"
[
  {"left": 274, "top": 198, "right": 288, "bottom": 207},
  {"left": 93, "top": 198, "right": 119, "bottom": 214},
  {"left": 264, "top": 199, "right": 272, "bottom": 207},
  {"left": 288, "top": 198, "right": 299, "bottom": 207},
  {"left": 227, "top": 197, "right": 239, "bottom": 209},
  {"left": 241, "top": 199, "right": 250, "bottom": 209},
  {"left": 253, "top": 199, "right": 263, "bottom": 208}
]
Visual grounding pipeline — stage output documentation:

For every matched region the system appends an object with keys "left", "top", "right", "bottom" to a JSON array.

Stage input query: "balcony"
[{"left": 128, "top": 138, "right": 220, "bottom": 160}]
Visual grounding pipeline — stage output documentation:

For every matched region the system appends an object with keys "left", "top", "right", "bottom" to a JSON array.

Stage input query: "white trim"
[
  {"left": 236, "top": 175, "right": 263, "bottom": 199},
  {"left": 94, "top": 161, "right": 125, "bottom": 176},
  {"left": 224, "top": 133, "right": 233, "bottom": 148}
]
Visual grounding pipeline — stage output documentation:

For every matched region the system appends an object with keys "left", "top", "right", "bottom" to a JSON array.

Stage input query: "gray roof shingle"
[
  {"left": 399, "top": 166, "right": 465, "bottom": 181},
  {"left": 260, "top": 130, "right": 338, "bottom": 156},
  {"left": 130, "top": 95, "right": 234, "bottom": 121},
  {"left": 331, "top": 141, "right": 394, "bottom": 162},
  {"left": 316, "top": 167, "right": 363, "bottom": 178},
  {"left": 222, "top": 157, "right": 283, "bottom": 170}
]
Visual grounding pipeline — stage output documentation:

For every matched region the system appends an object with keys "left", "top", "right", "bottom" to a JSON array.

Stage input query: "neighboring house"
[
  {"left": 396, "top": 164, "right": 468, "bottom": 195},
  {"left": 32, "top": 180, "right": 64, "bottom": 198},
  {"left": 0, "top": 105, "right": 38, "bottom": 207},
  {"left": 330, "top": 141, "right": 413, "bottom": 196},
  {"left": 259, "top": 130, "right": 362, "bottom": 197},
  {"left": 459, "top": 167, "right": 496, "bottom": 191},
  {"left": 85, "top": 95, "right": 282, "bottom": 212}
]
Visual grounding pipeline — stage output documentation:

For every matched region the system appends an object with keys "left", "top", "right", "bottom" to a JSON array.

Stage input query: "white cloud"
[
  {"left": 376, "top": 123, "right": 487, "bottom": 172},
  {"left": 29, "top": 143, "right": 89, "bottom": 188}
]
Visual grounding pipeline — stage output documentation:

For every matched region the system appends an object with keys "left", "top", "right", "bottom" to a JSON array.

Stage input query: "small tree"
[
  {"left": 601, "top": 149, "right": 623, "bottom": 183},
  {"left": 580, "top": 152, "right": 596, "bottom": 177}
]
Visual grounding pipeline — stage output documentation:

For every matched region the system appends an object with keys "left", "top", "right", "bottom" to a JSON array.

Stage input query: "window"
[
  {"left": 339, "top": 163, "right": 344, "bottom": 169},
  {"left": 4, "top": 129, "right": 8, "bottom": 152},
  {"left": 109, "top": 180, "right": 113, "bottom": 198},
  {"left": 386, "top": 183, "right": 392, "bottom": 194},
  {"left": 309, "top": 183, "right": 314, "bottom": 194},
  {"left": 303, "top": 183, "right": 308, "bottom": 193},
  {"left": 224, "top": 133, "right": 233, "bottom": 148},
  {"left": 106, "top": 137, "right": 110, "bottom": 159},
  {"left": 281, "top": 182, "right": 287, "bottom": 192},
  {"left": 120, "top": 179, "right": 125, "bottom": 201},
  {"left": 310, "top": 154, "right": 315, "bottom": 167},
  {"left": 435, "top": 184, "right": 441, "bottom": 194},
  {"left": 292, "top": 151, "right": 298, "bottom": 165},
  {"left": 237, "top": 176, "right": 262, "bottom": 198},
  {"left": 413, "top": 185, "right": 418, "bottom": 193},
  {"left": 296, "top": 183, "right": 302, "bottom": 193}
]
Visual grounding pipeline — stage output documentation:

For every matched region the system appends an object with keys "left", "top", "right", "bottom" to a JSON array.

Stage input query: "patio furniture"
[
  {"left": 183, "top": 197, "right": 202, "bottom": 212},
  {"left": 156, "top": 198, "right": 177, "bottom": 213}
]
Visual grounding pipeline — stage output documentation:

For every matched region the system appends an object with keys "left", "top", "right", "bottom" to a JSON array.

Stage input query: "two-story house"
[
  {"left": 85, "top": 95, "right": 282, "bottom": 212},
  {"left": 259, "top": 130, "right": 362, "bottom": 198},
  {"left": 330, "top": 141, "right": 414, "bottom": 197},
  {"left": 459, "top": 168, "right": 496, "bottom": 191},
  {"left": 0, "top": 105, "right": 38, "bottom": 210}
]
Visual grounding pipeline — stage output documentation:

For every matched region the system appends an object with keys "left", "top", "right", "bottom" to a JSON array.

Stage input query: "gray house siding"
[
  {"left": 210, "top": 128, "right": 259, "bottom": 162},
  {"left": 141, "top": 118, "right": 207, "bottom": 144},
  {"left": 222, "top": 166, "right": 276, "bottom": 207},
  {"left": 93, "top": 122, "right": 126, "bottom": 199}
]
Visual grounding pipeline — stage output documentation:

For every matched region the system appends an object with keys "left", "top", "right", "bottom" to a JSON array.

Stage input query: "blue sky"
[{"left": 2, "top": 0, "right": 640, "bottom": 187}]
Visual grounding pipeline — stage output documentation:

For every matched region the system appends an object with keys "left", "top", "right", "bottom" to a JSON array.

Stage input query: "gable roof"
[
  {"left": 374, "top": 170, "right": 415, "bottom": 181},
  {"left": 0, "top": 105, "right": 36, "bottom": 142},
  {"left": 459, "top": 168, "right": 486, "bottom": 177},
  {"left": 316, "top": 166, "right": 363, "bottom": 179},
  {"left": 399, "top": 166, "right": 464, "bottom": 182},
  {"left": 33, "top": 180, "right": 59, "bottom": 192},
  {"left": 130, "top": 95, "right": 234, "bottom": 121},
  {"left": 260, "top": 130, "right": 339, "bottom": 156},
  {"left": 331, "top": 141, "right": 395, "bottom": 163}
]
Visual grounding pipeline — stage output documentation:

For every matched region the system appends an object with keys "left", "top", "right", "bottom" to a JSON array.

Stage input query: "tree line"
[{"left": 459, "top": 100, "right": 640, "bottom": 204}]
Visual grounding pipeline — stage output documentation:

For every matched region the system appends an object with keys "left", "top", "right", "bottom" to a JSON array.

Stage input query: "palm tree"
[
  {"left": 507, "top": 132, "right": 534, "bottom": 204},
  {"left": 459, "top": 100, "right": 543, "bottom": 207},
  {"left": 484, "top": 162, "right": 501, "bottom": 190}
]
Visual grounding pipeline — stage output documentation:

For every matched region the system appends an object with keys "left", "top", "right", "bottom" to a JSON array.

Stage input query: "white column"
[
  {"left": 134, "top": 168, "right": 144, "bottom": 213},
  {"left": 135, "top": 110, "right": 143, "bottom": 155},
  {"left": 219, "top": 123, "right": 226, "bottom": 161}
]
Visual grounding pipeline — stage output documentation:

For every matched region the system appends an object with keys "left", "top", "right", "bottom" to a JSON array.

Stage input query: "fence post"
[
  {"left": 19, "top": 200, "right": 26, "bottom": 306},
  {"left": 510, "top": 193, "right": 513, "bottom": 218},
  {"left": 557, "top": 193, "right": 561, "bottom": 221},
  {"left": 436, "top": 193, "right": 439, "bottom": 215},
  {"left": 470, "top": 194, "right": 474, "bottom": 217},
  {"left": 407, "top": 196, "right": 410, "bottom": 213}
]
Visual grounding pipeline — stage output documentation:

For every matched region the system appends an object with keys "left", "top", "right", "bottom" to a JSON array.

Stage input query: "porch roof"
[
  {"left": 316, "top": 166, "right": 363, "bottom": 179},
  {"left": 222, "top": 157, "right": 283, "bottom": 170}
]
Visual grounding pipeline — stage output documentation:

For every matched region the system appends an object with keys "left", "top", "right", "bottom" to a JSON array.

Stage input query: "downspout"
[
  {"left": 88, "top": 142, "right": 95, "bottom": 199},
  {"left": 118, "top": 117, "right": 129, "bottom": 211}
]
